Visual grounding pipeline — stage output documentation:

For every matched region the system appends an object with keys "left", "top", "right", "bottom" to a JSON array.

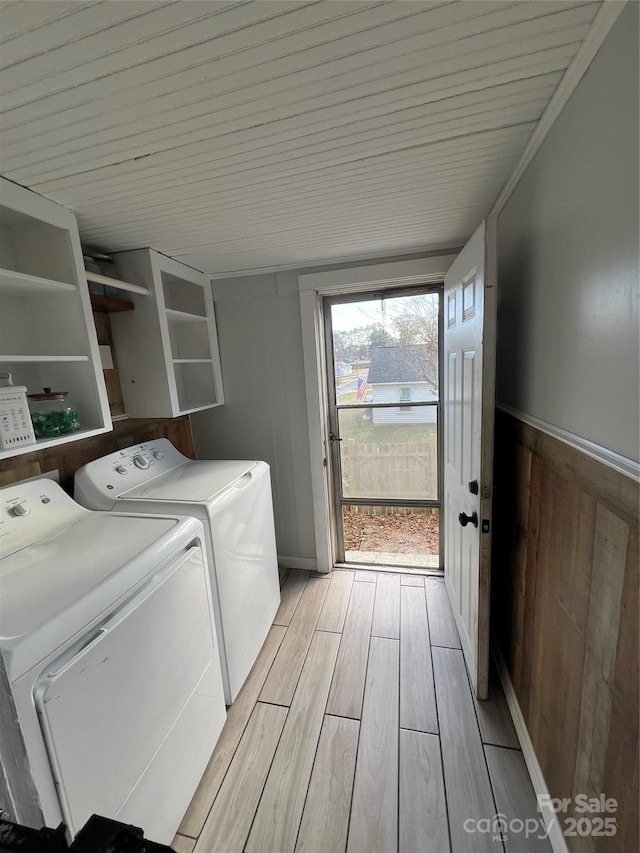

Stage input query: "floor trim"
[
  {"left": 278, "top": 555, "right": 319, "bottom": 572},
  {"left": 493, "top": 646, "right": 570, "bottom": 853}
]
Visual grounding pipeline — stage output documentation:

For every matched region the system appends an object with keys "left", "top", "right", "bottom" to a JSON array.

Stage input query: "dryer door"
[{"left": 35, "top": 546, "right": 226, "bottom": 843}]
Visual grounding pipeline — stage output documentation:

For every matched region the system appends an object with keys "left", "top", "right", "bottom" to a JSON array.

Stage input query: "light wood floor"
[{"left": 174, "top": 569, "right": 551, "bottom": 853}]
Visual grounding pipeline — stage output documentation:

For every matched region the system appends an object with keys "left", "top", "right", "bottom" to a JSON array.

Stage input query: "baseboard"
[
  {"left": 277, "top": 555, "right": 320, "bottom": 572},
  {"left": 493, "top": 645, "right": 570, "bottom": 853}
]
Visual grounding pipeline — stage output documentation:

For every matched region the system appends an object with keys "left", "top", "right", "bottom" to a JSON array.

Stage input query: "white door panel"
[{"left": 443, "top": 219, "right": 496, "bottom": 699}]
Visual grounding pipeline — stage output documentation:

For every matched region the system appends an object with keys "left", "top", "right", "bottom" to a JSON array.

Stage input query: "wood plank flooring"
[{"left": 178, "top": 569, "right": 549, "bottom": 853}]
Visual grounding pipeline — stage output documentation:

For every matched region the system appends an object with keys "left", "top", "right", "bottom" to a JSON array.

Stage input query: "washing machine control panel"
[
  {"left": 74, "top": 439, "right": 189, "bottom": 510},
  {"left": 0, "top": 479, "right": 88, "bottom": 556}
]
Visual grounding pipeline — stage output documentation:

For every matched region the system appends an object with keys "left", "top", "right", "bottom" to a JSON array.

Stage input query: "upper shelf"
[
  {"left": 90, "top": 293, "right": 135, "bottom": 313},
  {"left": 165, "top": 308, "right": 208, "bottom": 323},
  {"left": 0, "top": 267, "right": 76, "bottom": 295},
  {"left": 85, "top": 270, "right": 149, "bottom": 296}
]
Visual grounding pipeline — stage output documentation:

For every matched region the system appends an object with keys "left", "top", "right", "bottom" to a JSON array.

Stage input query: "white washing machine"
[
  {"left": 0, "top": 478, "right": 226, "bottom": 844},
  {"left": 74, "top": 439, "right": 281, "bottom": 704}
]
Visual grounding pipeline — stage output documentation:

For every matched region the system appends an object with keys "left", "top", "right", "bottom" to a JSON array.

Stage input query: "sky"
[
  {"left": 330, "top": 299, "right": 386, "bottom": 332},
  {"left": 330, "top": 293, "right": 438, "bottom": 333}
]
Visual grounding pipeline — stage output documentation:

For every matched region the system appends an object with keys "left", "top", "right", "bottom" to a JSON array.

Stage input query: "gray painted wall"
[
  {"left": 191, "top": 252, "right": 447, "bottom": 565},
  {"left": 190, "top": 270, "right": 317, "bottom": 565},
  {"left": 496, "top": 3, "right": 639, "bottom": 462}
]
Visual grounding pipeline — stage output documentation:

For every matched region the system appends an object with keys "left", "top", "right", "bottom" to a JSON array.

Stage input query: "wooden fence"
[{"left": 341, "top": 435, "right": 437, "bottom": 502}]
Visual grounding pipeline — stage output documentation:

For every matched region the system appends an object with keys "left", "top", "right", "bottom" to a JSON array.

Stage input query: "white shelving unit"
[
  {"left": 0, "top": 178, "right": 112, "bottom": 459},
  {"left": 110, "top": 249, "right": 223, "bottom": 418}
]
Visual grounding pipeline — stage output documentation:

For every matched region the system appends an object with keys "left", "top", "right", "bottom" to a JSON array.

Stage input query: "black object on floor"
[
  {"left": 0, "top": 820, "right": 68, "bottom": 853},
  {"left": 72, "top": 816, "right": 174, "bottom": 853},
  {"left": 0, "top": 816, "right": 175, "bottom": 853}
]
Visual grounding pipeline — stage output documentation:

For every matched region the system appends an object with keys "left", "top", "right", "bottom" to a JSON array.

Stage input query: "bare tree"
[{"left": 388, "top": 294, "right": 438, "bottom": 386}]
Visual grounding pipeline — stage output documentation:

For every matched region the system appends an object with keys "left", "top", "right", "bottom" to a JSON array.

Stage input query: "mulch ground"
[{"left": 343, "top": 510, "right": 439, "bottom": 554}]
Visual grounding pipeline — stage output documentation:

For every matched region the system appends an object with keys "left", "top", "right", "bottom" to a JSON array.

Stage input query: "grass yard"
[{"left": 338, "top": 416, "right": 437, "bottom": 445}]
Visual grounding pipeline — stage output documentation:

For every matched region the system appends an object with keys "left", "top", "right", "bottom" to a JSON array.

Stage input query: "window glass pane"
[
  {"left": 332, "top": 292, "right": 439, "bottom": 406},
  {"left": 343, "top": 505, "right": 439, "bottom": 568},
  {"left": 338, "top": 407, "right": 438, "bottom": 501}
]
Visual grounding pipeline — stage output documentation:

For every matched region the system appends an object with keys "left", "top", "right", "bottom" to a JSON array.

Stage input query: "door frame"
[
  {"left": 298, "top": 254, "right": 458, "bottom": 572},
  {"left": 322, "top": 285, "right": 444, "bottom": 568}
]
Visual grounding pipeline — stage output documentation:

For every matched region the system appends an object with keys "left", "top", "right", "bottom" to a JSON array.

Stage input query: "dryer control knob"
[
  {"left": 152, "top": 450, "right": 164, "bottom": 460},
  {"left": 133, "top": 454, "right": 150, "bottom": 469},
  {"left": 11, "top": 501, "right": 30, "bottom": 517},
  {"left": 115, "top": 465, "right": 128, "bottom": 474}
]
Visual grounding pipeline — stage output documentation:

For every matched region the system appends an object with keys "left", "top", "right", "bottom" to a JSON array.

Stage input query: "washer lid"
[
  {"left": 0, "top": 510, "right": 196, "bottom": 682},
  {"left": 119, "top": 459, "right": 258, "bottom": 503}
]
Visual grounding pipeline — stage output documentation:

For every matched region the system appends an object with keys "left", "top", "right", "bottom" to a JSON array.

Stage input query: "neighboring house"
[
  {"left": 367, "top": 345, "right": 437, "bottom": 425},
  {"left": 334, "top": 360, "right": 353, "bottom": 378}
]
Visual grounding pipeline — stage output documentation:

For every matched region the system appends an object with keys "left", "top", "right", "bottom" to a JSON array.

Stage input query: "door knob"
[{"left": 458, "top": 511, "right": 478, "bottom": 528}]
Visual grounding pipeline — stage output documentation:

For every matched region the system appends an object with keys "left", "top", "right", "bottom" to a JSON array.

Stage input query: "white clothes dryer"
[
  {"left": 74, "top": 439, "right": 281, "bottom": 703},
  {"left": 0, "top": 478, "right": 226, "bottom": 844}
]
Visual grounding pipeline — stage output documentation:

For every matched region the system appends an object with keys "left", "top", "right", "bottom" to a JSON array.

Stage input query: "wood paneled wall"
[
  {"left": 492, "top": 410, "right": 638, "bottom": 853},
  {"left": 0, "top": 416, "right": 193, "bottom": 494}
]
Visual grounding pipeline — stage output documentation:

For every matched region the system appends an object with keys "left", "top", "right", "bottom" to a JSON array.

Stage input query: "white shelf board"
[
  {"left": 0, "top": 355, "right": 89, "bottom": 363},
  {"left": 0, "top": 425, "right": 111, "bottom": 461},
  {"left": 165, "top": 308, "right": 207, "bottom": 324},
  {"left": 172, "top": 358, "right": 213, "bottom": 364},
  {"left": 85, "top": 270, "right": 149, "bottom": 296},
  {"left": 177, "top": 401, "right": 223, "bottom": 415},
  {"left": 0, "top": 268, "right": 76, "bottom": 295}
]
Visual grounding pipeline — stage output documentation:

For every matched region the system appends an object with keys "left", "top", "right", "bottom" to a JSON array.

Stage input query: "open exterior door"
[{"left": 443, "top": 218, "right": 496, "bottom": 700}]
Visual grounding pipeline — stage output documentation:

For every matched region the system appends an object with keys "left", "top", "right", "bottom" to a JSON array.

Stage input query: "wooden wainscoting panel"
[
  {"left": 0, "top": 415, "right": 194, "bottom": 493},
  {"left": 572, "top": 505, "right": 628, "bottom": 827},
  {"left": 493, "top": 410, "right": 639, "bottom": 853},
  {"left": 597, "top": 528, "right": 639, "bottom": 853}
]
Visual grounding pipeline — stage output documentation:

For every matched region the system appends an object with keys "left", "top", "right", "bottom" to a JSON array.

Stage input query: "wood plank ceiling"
[{"left": 0, "top": 1, "right": 602, "bottom": 276}]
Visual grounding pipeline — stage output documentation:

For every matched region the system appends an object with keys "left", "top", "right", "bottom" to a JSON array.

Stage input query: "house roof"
[{"left": 367, "top": 346, "right": 436, "bottom": 385}]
